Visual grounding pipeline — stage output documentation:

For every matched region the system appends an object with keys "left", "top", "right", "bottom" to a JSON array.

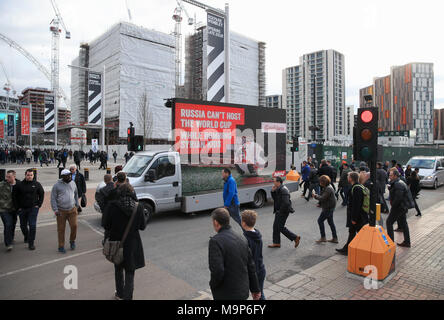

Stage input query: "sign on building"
[
  {"left": 92, "top": 139, "right": 99, "bottom": 153},
  {"left": 21, "top": 107, "right": 30, "bottom": 136},
  {"left": 7, "top": 114, "right": 14, "bottom": 137},
  {"left": 207, "top": 12, "right": 225, "bottom": 103},
  {"left": 70, "top": 128, "right": 87, "bottom": 146},
  {"left": 88, "top": 72, "right": 102, "bottom": 125},
  {"left": 0, "top": 120, "right": 4, "bottom": 139},
  {"left": 44, "top": 94, "right": 55, "bottom": 132}
]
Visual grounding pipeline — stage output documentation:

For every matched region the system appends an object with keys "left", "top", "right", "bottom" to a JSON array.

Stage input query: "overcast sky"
[{"left": 1, "top": 0, "right": 444, "bottom": 110}]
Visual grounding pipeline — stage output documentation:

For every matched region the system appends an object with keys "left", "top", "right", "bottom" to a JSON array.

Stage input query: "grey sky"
[{"left": 1, "top": 0, "right": 443, "bottom": 110}]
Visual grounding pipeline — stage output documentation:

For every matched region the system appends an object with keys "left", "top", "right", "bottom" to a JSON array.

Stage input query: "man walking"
[
  {"left": 305, "top": 163, "right": 320, "bottom": 201},
  {"left": 300, "top": 161, "right": 311, "bottom": 198},
  {"left": 222, "top": 168, "right": 241, "bottom": 227},
  {"left": 208, "top": 208, "right": 261, "bottom": 300},
  {"left": 336, "top": 172, "right": 369, "bottom": 255},
  {"left": 386, "top": 168, "right": 411, "bottom": 248},
  {"left": 0, "top": 170, "right": 18, "bottom": 251},
  {"left": 51, "top": 169, "right": 80, "bottom": 253},
  {"left": 113, "top": 151, "right": 118, "bottom": 163},
  {"left": 314, "top": 175, "right": 338, "bottom": 244},
  {"left": 74, "top": 151, "right": 82, "bottom": 170},
  {"left": 13, "top": 169, "right": 44, "bottom": 250},
  {"left": 376, "top": 162, "right": 389, "bottom": 214},
  {"left": 269, "top": 177, "right": 301, "bottom": 248},
  {"left": 338, "top": 163, "right": 352, "bottom": 206}
]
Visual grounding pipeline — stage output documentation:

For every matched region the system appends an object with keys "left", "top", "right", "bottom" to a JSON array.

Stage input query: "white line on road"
[
  {"left": 79, "top": 219, "right": 104, "bottom": 237},
  {"left": 0, "top": 248, "right": 102, "bottom": 279}
]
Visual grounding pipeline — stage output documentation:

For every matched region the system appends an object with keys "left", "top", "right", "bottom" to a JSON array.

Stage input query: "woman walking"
[
  {"left": 103, "top": 180, "right": 147, "bottom": 300},
  {"left": 314, "top": 175, "right": 338, "bottom": 244},
  {"left": 407, "top": 171, "right": 422, "bottom": 217}
]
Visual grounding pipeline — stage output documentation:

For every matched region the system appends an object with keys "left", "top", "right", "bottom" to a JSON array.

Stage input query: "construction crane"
[
  {"left": 0, "top": 60, "right": 17, "bottom": 97},
  {"left": 125, "top": 0, "right": 133, "bottom": 22},
  {"left": 0, "top": 31, "right": 70, "bottom": 106},
  {"left": 49, "top": 0, "right": 70, "bottom": 146},
  {"left": 172, "top": 0, "right": 195, "bottom": 91}
]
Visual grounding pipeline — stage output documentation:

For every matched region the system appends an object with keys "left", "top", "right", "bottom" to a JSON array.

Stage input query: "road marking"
[
  {"left": 0, "top": 248, "right": 102, "bottom": 279},
  {"left": 79, "top": 219, "right": 104, "bottom": 237}
]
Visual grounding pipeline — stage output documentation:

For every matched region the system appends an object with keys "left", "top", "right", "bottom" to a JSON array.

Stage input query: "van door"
[
  {"left": 438, "top": 159, "right": 444, "bottom": 185},
  {"left": 147, "top": 155, "right": 181, "bottom": 212}
]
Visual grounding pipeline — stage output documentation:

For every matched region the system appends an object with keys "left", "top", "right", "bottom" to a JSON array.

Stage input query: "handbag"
[
  {"left": 81, "top": 194, "right": 87, "bottom": 208},
  {"left": 103, "top": 203, "right": 139, "bottom": 265}
]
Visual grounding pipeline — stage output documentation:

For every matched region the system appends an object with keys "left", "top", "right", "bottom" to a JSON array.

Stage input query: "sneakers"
[
  {"left": 316, "top": 237, "right": 327, "bottom": 244},
  {"left": 70, "top": 241, "right": 76, "bottom": 251},
  {"left": 58, "top": 247, "right": 66, "bottom": 254},
  {"left": 28, "top": 244, "right": 36, "bottom": 251},
  {"left": 267, "top": 244, "right": 281, "bottom": 248},
  {"left": 294, "top": 236, "right": 301, "bottom": 248},
  {"left": 6, "top": 245, "right": 13, "bottom": 252},
  {"left": 114, "top": 292, "right": 123, "bottom": 300},
  {"left": 335, "top": 248, "right": 348, "bottom": 256},
  {"left": 328, "top": 238, "right": 339, "bottom": 244},
  {"left": 397, "top": 242, "right": 411, "bottom": 248}
]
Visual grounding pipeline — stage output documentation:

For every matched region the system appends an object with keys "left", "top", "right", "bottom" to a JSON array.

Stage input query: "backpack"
[{"left": 352, "top": 184, "right": 370, "bottom": 214}]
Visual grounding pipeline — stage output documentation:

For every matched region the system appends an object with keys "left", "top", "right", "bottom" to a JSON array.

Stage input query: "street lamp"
[{"left": 68, "top": 64, "right": 106, "bottom": 152}]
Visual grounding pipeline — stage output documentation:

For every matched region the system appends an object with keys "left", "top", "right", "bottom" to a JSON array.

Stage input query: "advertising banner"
[
  {"left": 92, "top": 139, "right": 98, "bottom": 153},
  {"left": 21, "top": 107, "right": 30, "bottom": 136},
  {"left": 207, "top": 12, "right": 225, "bottom": 102},
  {"left": 172, "top": 99, "right": 287, "bottom": 193},
  {"left": 70, "top": 128, "right": 87, "bottom": 146},
  {"left": 7, "top": 114, "right": 14, "bottom": 137},
  {"left": 88, "top": 72, "right": 102, "bottom": 125},
  {"left": 0, "top": 120, "right": 4, "bottom": 139},
  {"left": 44, "top": 94, "right": 55, "bottom": 132}
]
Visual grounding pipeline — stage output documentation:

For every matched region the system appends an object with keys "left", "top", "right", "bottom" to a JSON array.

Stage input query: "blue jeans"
[
  {"left": 18, "top": 207, "right": 39, "bottom": 245},
  {"left": 318, "top": 208, "right": 337, "bottom": 239},
  {"left": 227, "top": 203, "right": 241, "bottom": 227},
  {"left": 1, "top": 211, "right": 17, "bottom": 246}
]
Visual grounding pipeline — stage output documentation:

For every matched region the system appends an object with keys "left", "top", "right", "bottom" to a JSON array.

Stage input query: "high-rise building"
[
  {"left": 434, "top": 108, "right": 444, "bottom": 141},
  {"left": 70, "top": 22, "right": 176, "bottom": 141},
  {"left": 283, "top": 49, "right": 346, "bottom": 142},
  {"left": 19, "top": 87, "right": 52, "bottom": 130},
  {"left": 360, "top": 62, "right": 434, "bottom": 144},
  {"left": 266, "top": 95, "right": 282, "bottom": 109},
  {"left": 184, "top": 28, "right": 266, "bottom": 107}
]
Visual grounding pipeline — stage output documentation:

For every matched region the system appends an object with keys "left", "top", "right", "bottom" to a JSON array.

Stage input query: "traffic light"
[
  {"left": 134, "top": 135, "right": 144, "bottom": 152},
  {"left": 127, "top": 126, "right": 135, "bottom": 151},
  {"left": 291, "top": 136, "right": 299, "bottom": 153},
  {"left": 354, "top": 107, "right": 378, "bottom": 162}
]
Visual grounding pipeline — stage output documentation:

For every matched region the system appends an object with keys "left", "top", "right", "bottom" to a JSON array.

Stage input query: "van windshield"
[
  {"left": 123, "top": 155, "right": 154, "bottom": 177},
  {"left": 407, "top": 159, "right": 435, "bottom": 169}
]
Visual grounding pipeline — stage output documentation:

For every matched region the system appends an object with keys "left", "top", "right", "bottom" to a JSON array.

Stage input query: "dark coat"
[
  {"left": 308, "top": 168, "right": 319, "bottom": 185},
  {"left": 339, "top": 168, "right": 351, "bottom": 188},
  {"left": 271, "top": 185, "right": 292, "bottom": 215},
  {"left": 318, "top": 164, "right": 333, "bottom": 180},
  {"left": 73, "top": 171, "right": 86, "bottom": 197},
  {"left": 243, "top": 229, "right": 266, "bottom": 279},
  {"left": 389, "top": 178, "right": 408, "bottom": 213},
  {"left": 315, "top": 184, "right": 336, "bottom": 210},
  {"left": 103, "top": 189, "right": 147, "bottom": 271},
  {"left": 346, "top": 183, "right": 369, "bottom": 228},
  {"left": 13, "top": 180, "right": 44, "bottom": 210},
  {"left": 96, "top": 182, "right": 116, "bottom": 213},
  {"left": 376, "top": 168, "right": 388, "bottom": 193},
  {"left": 407, "top": 176, "right": 421, "bottom": 197},
  {"left": 209, "top": 225, "right": 260, "bottom": 300}
]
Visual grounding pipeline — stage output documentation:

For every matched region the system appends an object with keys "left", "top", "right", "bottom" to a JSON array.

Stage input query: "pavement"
[{"left": 0, "top": 159, "right": 443, "bottom": 300}]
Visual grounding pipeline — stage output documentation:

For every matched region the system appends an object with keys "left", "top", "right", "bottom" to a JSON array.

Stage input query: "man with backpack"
[
  {"left": 336, "top": 171, "right": 369, "bottom": 256},
  {"left": 386, "top": 168, "right": 411, "bottom": 248}
]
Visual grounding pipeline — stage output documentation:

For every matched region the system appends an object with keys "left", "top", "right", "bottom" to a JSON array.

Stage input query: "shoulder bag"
[{"left": 103, "top": 203, "right": 139, "bottom": 265}]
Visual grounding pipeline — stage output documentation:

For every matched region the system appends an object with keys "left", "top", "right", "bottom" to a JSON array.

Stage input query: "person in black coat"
[
  {"left": 318, "top": 160, "right": 336, "bottom": 191},
  {"left": 376, "top": 162, "right": 389, "bottom": 213},
  {"left": 306, "top": 163, "right": 320, "bottom": 201},
  {"left": 336, "top": 171, "right": 369, "bottom": 255},
  {"left": 208, "top": 208, "right": 261, "bottom": 300},
  {"left": 407, "top": 171, "right": 422, "bottom": 217},
  {"left": 241, "top": 210, "right": 267, "bottom": 300},
  {"left": 103, "top": 181, "right": 147, "bottom": 300},
  {"left": 69, "top": 164, "right": 86, "bottom": 213}
]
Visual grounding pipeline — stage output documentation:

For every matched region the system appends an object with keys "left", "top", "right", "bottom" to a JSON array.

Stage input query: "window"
[{"left": 150, "top": 156, "right": 176, "bottom": 180}]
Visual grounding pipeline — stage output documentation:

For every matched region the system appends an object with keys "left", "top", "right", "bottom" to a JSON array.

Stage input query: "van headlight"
[{"left": 425, "top": 176, "right": 433, "bottom": 180}]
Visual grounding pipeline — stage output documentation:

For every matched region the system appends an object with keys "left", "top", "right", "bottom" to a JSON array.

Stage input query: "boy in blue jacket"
[
  {"left": 241, "top": 210, "right": 266, "bottom": 300},
  {"left": 222, "top": 168, "right": 241, "bottom": 226}
]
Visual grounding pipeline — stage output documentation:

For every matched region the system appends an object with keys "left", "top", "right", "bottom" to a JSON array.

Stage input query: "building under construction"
[{"left": 184, "top": 26, "right": 266, "bottom": 107}]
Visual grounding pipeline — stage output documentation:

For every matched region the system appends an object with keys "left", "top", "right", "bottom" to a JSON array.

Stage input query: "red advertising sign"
[
  {"left": 21, "top": 107, "right": 30, "bottom": 136},
  {"left": 0, "top": 120, "right": 4, "bottom": 139},
  {"left": 174, "top": 102, "right": 245, "bottom": 155}
]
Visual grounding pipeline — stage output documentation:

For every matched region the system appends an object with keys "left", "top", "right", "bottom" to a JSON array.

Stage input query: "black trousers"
[
  {"left": 114, "top": 264, "right": 135, "bottom": 300},
  {"left": 272, "top": 212, "right": 297, "bottom": 244},
  {"left": 341, "top": 223, "right": 363, "bottom": 252},
  {"left": 387, "top": 208, "right": 410, "bottom": 245}
]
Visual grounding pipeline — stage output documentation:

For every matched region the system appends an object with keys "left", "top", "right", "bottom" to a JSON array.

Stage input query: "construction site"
[{"left": 0, "top": 0, "right": 267, "bottom": 148}]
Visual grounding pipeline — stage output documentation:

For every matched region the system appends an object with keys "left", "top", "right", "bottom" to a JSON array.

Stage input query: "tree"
[{"left": 137, "top": 90, "right": 154, "bottom": 150}]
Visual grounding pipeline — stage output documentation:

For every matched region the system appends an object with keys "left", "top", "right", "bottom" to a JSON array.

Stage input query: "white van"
[{"left": 406, "top": 156, "right": 444, "bottom": 189}]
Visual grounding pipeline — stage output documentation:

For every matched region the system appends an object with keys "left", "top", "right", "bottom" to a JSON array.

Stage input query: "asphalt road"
[{"left": 1, "top": 160, "right": 443, "bottom": 299}]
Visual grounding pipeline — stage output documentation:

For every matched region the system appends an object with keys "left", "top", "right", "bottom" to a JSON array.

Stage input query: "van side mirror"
[{"left": 145, "top": 169, "right": 157, "bottom": 182}]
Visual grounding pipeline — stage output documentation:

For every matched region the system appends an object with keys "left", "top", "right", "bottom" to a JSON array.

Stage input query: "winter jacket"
[
  {"left": 103, "top": 189, "right": 147, "bottom": 270},
  {"left": 271, "top": 185, "right": 292, "bottom": 215},
  {"left": 346, "top": 183, "right": 369, "bottom": 228},
  {"left": 389, "top": 178, "right": 409, "bottom": 213},
  {"left": 50, "top": 180, "right": 79, "bottom": 212},
  {"left": 301, "top": 164, "right": 310, "bottom": 182},
  {"left": 208, "top": 225, "right": 259, "bottom": 300},
  {"left": 376, "top": 168, "right": 388, "bottom": 193},
  {"left": 96, "top": 182, "right": 116, "bottom": 213},
  {"left": 339, "top": 168, "right": 352, "bottom": 188},
  {"left": 308, "top": 168, "right": 320, "bottom": 185},
  {"left": 72, "top": 170, "right": 86, "bottom": 197},
  {"left": 243, "top": 229, "right": 266, "bottom": 280},
  {"left": 315, "top": 184, "right": 336, "bottom": 210},
  {"left": 0, "top": 181, "right": 16, "bottom": 212},
  {"left": 318, "top": 164, "right": 333, "bottom": 180},
  {"left": 223, "top": 175, "right": 240, "bottom": 207},
  {"left": 407, "top": 176, "right": 421, "bottom": 197},
  {"left": 13, "top": 180, "right": 44, "bottom": 210}
]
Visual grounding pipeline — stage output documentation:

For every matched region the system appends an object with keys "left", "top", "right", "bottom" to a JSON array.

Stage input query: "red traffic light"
[{"left": 361, "top": 110, "right": 373, "bottom": 123}]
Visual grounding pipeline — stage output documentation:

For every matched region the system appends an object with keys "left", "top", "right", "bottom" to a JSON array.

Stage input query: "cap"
[{"left": 61, "top": 169, "right": 71, "bottom": 176}]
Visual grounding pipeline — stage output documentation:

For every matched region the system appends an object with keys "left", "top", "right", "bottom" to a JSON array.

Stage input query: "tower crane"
[
  {"left": 0, "top": 60, "right": 17, "bottom": 98},
  {"left": 49, "top": 0, "right": 70, "bottom": 145},
  {"left": 172, "top": 0, "right": 195, "bottom": 90}
]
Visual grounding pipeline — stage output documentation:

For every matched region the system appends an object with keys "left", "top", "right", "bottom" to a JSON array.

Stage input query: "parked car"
[{"left": 406, "top": 156, "right": 444, "bottom": 189}]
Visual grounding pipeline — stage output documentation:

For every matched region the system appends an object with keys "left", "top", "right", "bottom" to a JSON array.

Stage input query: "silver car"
[{"left": 406, "top": 156, "right": 444, "bottom": 189}]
